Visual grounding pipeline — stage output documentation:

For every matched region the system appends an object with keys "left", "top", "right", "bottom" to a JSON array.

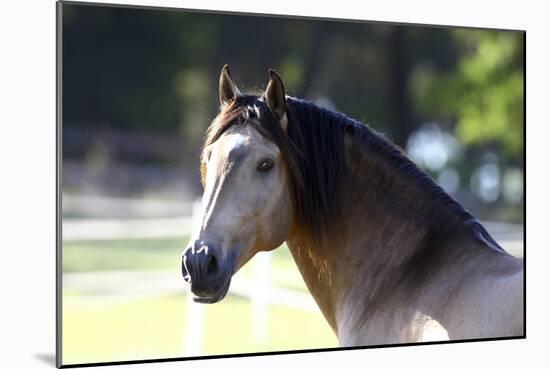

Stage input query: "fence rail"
[
  {"left": 62, "top": 215, "right": 524, "bottom": 257},
  {"left": 62, "top": 196, "right": 524, "bottom": 355}
]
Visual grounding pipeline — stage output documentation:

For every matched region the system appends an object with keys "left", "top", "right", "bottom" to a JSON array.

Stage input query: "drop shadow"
[{"left": 34, "top": 353, "right": 57, "bottom": 367}]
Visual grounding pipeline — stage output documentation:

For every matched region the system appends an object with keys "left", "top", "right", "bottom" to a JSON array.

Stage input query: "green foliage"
[
  {"left": 62, "top": 4, "right": 525, "bottom": 219},
  {"left": 414, "top": 31, "right": 524, "bottom": 159}
]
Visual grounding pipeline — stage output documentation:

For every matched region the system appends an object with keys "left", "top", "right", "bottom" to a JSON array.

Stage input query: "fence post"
[
  {"left": 183, "top": 198, "right": 205, "bottom": 356},
  {"left": 250, "top": 251, "right": 272, "bottom": 343}
]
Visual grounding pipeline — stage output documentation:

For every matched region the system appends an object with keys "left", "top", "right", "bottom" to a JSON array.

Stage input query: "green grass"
[
  {"left": 62, "top": 293, "right": 337, "bottom": 365},
  {"left": 61, "top": 237, "right": 337, "bottom": 365},
  {"left": 63, "top": 294, "right": 187, "bottom": 364},
  {"left": 62, "top": 237, "right": 190, "bottom": 272},
  {"left": 63, "top": 238, "right": 307, "bottom": 291}
]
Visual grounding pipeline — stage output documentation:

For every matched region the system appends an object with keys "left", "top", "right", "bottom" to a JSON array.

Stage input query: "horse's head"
[{"left": 181, "top": 65, "right": 296, "bottom": 303}]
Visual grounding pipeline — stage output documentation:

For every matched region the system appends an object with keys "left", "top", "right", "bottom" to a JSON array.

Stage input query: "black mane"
[{"left": 204, "top": 95, "right": 504, "bottom": 254}]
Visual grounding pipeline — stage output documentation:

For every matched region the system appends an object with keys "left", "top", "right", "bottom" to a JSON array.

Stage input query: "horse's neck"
[{"left": 286, "top": 139, "right": 517, "bottom": 343}]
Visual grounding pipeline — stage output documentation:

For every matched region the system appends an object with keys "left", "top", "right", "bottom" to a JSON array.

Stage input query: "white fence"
[
  {"left": 63, "top": 196, "right": 318, "bottom": 355},
  {"left": 62, "top": 195, "right": 524, "bottom": 354}
]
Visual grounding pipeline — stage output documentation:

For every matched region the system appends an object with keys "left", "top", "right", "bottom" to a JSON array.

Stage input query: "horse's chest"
[{"left": 337, "top": 304, "right": 449, "bottom": 346}]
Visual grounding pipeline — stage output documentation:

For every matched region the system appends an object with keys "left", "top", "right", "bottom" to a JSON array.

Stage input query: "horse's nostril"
[
  {"left": 206, "top": 254, "right": 218, "bottom": 277},
  {"left": 182, "top": 255, "right": 192, "bottom": 282}
]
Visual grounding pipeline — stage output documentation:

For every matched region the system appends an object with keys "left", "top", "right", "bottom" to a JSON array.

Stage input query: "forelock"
[{"left": 201, "top": 95, "right": 301, "bottom": 188}]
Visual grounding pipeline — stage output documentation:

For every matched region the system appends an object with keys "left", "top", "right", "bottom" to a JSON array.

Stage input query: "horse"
[{"left": 181, "top": 64, "right": 524, "bottom": 346}]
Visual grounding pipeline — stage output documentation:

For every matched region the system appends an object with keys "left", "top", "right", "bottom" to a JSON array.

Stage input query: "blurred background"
[{"left": 61, "top": 3, "right": 524, "bottom": 365}]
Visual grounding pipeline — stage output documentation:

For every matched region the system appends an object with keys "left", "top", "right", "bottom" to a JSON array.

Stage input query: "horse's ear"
[
  {"left": 219, "top": 64, "right": 241, "bottom": 106},
  {"left": 265, "top": 69, "right": 287, "bottom": 129}
]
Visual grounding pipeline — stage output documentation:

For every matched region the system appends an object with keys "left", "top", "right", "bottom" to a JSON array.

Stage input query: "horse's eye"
[{"left": 257, "top": 159, "right": 274, "bottom": 173}]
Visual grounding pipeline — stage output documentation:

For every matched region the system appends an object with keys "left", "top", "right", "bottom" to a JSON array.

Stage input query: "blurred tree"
[
  {"left": 413, "top": 30, "right": 524, "bottom": 163},
  {"left": 62, "top": 4, "right": 524, "bottom": 221}
]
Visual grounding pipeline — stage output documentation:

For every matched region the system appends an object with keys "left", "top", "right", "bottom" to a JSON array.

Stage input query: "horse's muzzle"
[{"left": 181, "top": 241, "right": 233, "bottom": 303}]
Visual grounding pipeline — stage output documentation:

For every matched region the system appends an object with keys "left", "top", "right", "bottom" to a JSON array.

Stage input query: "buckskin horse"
[{"left": 181, "top": 65, "right": 524, "bottom": 346}]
